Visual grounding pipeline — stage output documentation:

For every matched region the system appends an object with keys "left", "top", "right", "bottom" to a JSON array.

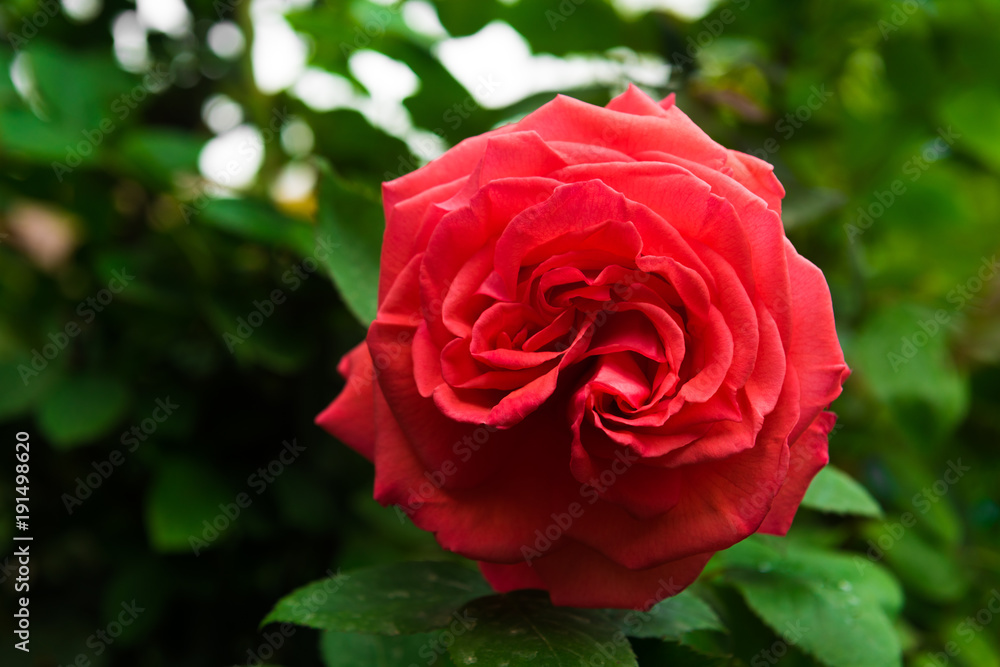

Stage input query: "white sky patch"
[
  {"left": 9, "top": 53, "right": 35, "bottom": 103},
  {"left": 612, "top": 0, "right": 716, "bottom": 20},
  {"left": 407, "top": 128, "right": 447, "bottom": 161},
  {"left": 292, "top": 68, "right": 358, "bottom": 112},
  {"left": 136, "top": 0, "right": 191, "bottom": 37},
  {"left": 111, "top": 11, "right": 150, "bottom": 72},
  {"left": 207, "top": 21, "right": 246, "bottom": 60},
  {"left": 349, "top": 50, "right": 419, "bottom": 102},
  {"left": 199, "top": 124, "right": 266, "bottom": 190},
  {"left": 270, "top": 161, "right": 317, "bottom": 204},
  {"left": 250, "top": 0, "right": 309, "bottom": 94},
  {"left": 291, "top": 67, "right": 435, "bottom": 165},
  {"left": 202, "top": 94, "right": 244, "bottom": 134},
  {"left": 281, "top": 118, "right": 315, "bottom": 157},
  {"left": 436, "top": 21, "right": 670, "bottom": 109},
  {"left": 61, "top": 0, "right": 103, "bottom": 23},
  {"left": 402, "top": 0, "right": 448, "bottom": 39},
  {"left": 356, "top": 97, "right": 413, "bottom": 137}
]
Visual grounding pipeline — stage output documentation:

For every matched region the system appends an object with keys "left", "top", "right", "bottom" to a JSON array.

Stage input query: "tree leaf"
[
  {"left": 320, "top": 631, "right": 457, "bottom": 667},
  {"left": 263, "top": 561, "right": 493, "bottom": 635},
  {"left": 36, "top": 374, "right": 130, "bottom": 449},
  {"left": 614, "top": 589, "right": 726, "bottom": 640},
  {"left": 802, "top": 465, "right": 884, "bottom": 518},
  {"left": 715, "top": 537, "right": 903, "bottom": 667},
  {"left": 848, "top": 303, "right": 969, "bottom": 444},
  {"left": 448, "top": 590, "right": 638, "bottom": 667},
  {"left": 197, "top": 197, "right": 316, "bottom": 256},
  {"left": 860, "top": 523, "right": 968, "bottom": 603},
  {"left": 315, "top": 159, "right": 383, "bottom": 325},
  {"left": 939, "top": 86, "right": 1000, "bottom": 174},
  {"left": 145, "top": 457, "right": 234, "bottom": 553},
  {"left": 117, "top": 128, "right": 206, "bottom": 189},
  {"left": 0, "top": 42, "right": 137, "bottom": 164}
]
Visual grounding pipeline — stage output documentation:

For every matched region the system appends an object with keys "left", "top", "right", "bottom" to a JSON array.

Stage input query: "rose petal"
[{"left": 315, "top": 342, "right": 376, "bottom": 461}]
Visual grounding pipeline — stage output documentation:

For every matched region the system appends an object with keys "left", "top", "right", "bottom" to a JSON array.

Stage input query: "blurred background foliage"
[{"left": 0, "top": 0, "right": 998, "bottom": 665}]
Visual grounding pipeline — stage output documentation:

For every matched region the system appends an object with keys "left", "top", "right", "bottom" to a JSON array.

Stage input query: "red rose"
[{"left": 317, "top": 85, "right": 849, "bottom": 609}]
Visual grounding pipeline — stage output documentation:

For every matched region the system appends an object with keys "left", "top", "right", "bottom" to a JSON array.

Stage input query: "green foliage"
[
  {"left": 37, "top": 373, "right": 130, "bottom": 449},
  {"left": 614, "top": 589, "right": 726, "bottom": 640},
  {"left": 197, "top": 199, "right": 316, "bottom": 257},
  {"left": 320, "top": 631, "right": 457, "bottom": 667},
  {"left": 449, "top": 590, "right": 639, "bottom": 667},
  {"left": 714, "top": 537, "right": 904, "bottom": 667},
  {"left": 315, "top": 160, "right": 383, "bottom": 325},
  {"left": 264, "top": 561, "right": 494, "bottom": 634},
  {"left": 145, "top": 457, "right": 234, "bottom": 553},
  {"left": 802, "top": 465, "right": 885, "bottom": 518}
]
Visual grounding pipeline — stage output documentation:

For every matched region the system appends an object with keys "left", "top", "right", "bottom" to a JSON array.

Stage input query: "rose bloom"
[{"left": 317, "top": 85, "right": 849, "bottom": 609}]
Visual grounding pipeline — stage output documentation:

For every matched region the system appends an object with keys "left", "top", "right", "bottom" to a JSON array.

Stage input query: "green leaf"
[
  {"left": 715, "top": 537, "right": 903, "bottom": 667},
  {"left": 320, "top": 631, "right": 456, "bottom": 667},
  {"left": 0, "top": 42, "right": 137, "bottom": 164},
  {"left": 145, "top": 458, "right": 234, "bottom": 553},
  {"left": 0, "top": 353, "right": 63, "bottom": 421},
  {"left": 448, "top": 590, "right": 638, "bottom": 667},
  {"left": 263, "top": 561, "right": 493, "bottom": 634},
  {"left": 802, "top": 465, "right": 884, "bottom": 518},
  {"left": 848, "top": 303, "right": 969, "bottom": 443},
  {"left": 860, "top": 523, "right": 967, "bottom": 603},
  {"left": 939, "top": 86, "right": 1000, "bottom": 174},
  {"left": 315, "top": 160, "right": 383, "bottom": 325},
  {"left": 781, "top": 186, "right": 846, "bottom": 229},
  {"left": 197, "top": 198, "right": 316, "bottom": 256},
  {"left": 117, "top": 128, "right": 206, "bottom": 189},
  {"left": 36, "top": 374, "right": 130, "bottom": 449},
  {"left": 615, "top": 589, "right": 725, "bottom": 640},
  {"left": 307, "top": 108, "right": 415, "bottom": 183}
]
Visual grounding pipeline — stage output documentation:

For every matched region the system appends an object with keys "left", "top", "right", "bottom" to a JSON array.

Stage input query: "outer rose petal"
[
  {"left": 315, "top": 342, "right": 376, "bottom": 461},
  {"left": 758, "top": 411, "right": 837, "bottom": 535},
  {"left": 481, "top": 541, "right": 712, "bottom": 610},
  {"left": 784, "top": 243, "right": 852, "bottom": 442},
  {"left": 369, "top": 383, "right": 584, "bottom": 563}
]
